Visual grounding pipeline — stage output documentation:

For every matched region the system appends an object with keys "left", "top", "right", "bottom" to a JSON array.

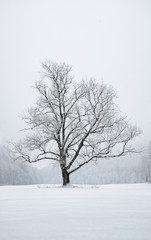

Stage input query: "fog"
[
  {"left": 0, "top": 145, "right": 147, "bottom": 185},
  {"left": 0, "top": 0, "right": 151, "bottom": 146}
]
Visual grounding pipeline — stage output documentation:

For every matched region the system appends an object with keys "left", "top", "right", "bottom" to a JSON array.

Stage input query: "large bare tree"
[{"left": 14, "top": 61, "right": 141, "bottom": 185}]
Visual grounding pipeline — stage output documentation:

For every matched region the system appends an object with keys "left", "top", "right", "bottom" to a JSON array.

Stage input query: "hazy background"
[{"left": 0, "top": 0, "right": 151, "bottom": 146}]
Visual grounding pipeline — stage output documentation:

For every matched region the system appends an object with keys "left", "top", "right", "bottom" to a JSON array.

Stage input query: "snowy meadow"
[
  {"left": 0, "top": 1, "right": 151, "bottom": 239},
  {"left": 0, "top": 184, "right": 151, "bottom": 240}
]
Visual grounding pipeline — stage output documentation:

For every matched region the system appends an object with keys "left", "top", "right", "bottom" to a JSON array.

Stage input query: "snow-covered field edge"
[{"left": 0, "top": 183, "right": 151, "bottom": 240}]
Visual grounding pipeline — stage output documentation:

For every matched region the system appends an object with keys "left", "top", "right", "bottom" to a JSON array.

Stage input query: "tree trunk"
[{"left": 62, "top": 169, "right": 70, "bottom": 186}]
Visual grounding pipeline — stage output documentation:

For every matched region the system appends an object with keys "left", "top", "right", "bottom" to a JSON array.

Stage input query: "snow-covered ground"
[{"left": 0, "top": 184, "right": 151, "bottom": 240}]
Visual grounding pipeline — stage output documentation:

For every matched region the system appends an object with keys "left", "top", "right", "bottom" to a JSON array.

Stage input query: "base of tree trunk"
[{"left": 62, "top": 169, "right": 70, "bottom": 186}]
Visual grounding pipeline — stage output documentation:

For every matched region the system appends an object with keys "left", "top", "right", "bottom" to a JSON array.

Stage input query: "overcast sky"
[{"left": 0, "top": 0, "right": 151, "bottom": 146}]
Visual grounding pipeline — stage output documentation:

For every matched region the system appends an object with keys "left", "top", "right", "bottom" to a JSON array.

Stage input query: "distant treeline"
[
  {"left": 0, "top": 145, "right": 147, "bottom": 185},
  {"left": 0, "top": 145, "right": 41, "bottom": 185}
]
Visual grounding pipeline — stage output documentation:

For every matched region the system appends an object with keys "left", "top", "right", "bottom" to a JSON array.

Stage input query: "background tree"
[
  {"left": 14, "top": 61, "right": 141, "bottom": 185},
  {"left": 143, "top": 143, "right": 151, "bottom": 183}
]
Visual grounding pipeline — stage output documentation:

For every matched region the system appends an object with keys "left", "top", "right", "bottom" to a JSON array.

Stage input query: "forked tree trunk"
[{"left": 62, "top": 168, "right": 70, "bottom": 186}]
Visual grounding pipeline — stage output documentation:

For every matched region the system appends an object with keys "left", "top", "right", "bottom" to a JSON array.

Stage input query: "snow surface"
[{"left": 0, "top": 184, "right": 151, "bottom": 240}]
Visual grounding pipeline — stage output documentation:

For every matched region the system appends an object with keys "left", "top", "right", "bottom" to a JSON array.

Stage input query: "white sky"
[{"left": 0, "top": 0, "right": 151, "bottom": 145}]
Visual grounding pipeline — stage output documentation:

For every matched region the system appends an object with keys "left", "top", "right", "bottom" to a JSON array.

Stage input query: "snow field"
[{"left": 0, "top": 184, "right": 151, "bottom": 240}]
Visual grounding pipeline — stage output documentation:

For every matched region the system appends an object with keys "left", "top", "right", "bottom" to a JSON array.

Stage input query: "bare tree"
[
  {"left": 14, "top": 61, "right": 141, "bottom": 185},
  {"left": 143, "top": 143, "right": 151, "bottom": 183}
]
